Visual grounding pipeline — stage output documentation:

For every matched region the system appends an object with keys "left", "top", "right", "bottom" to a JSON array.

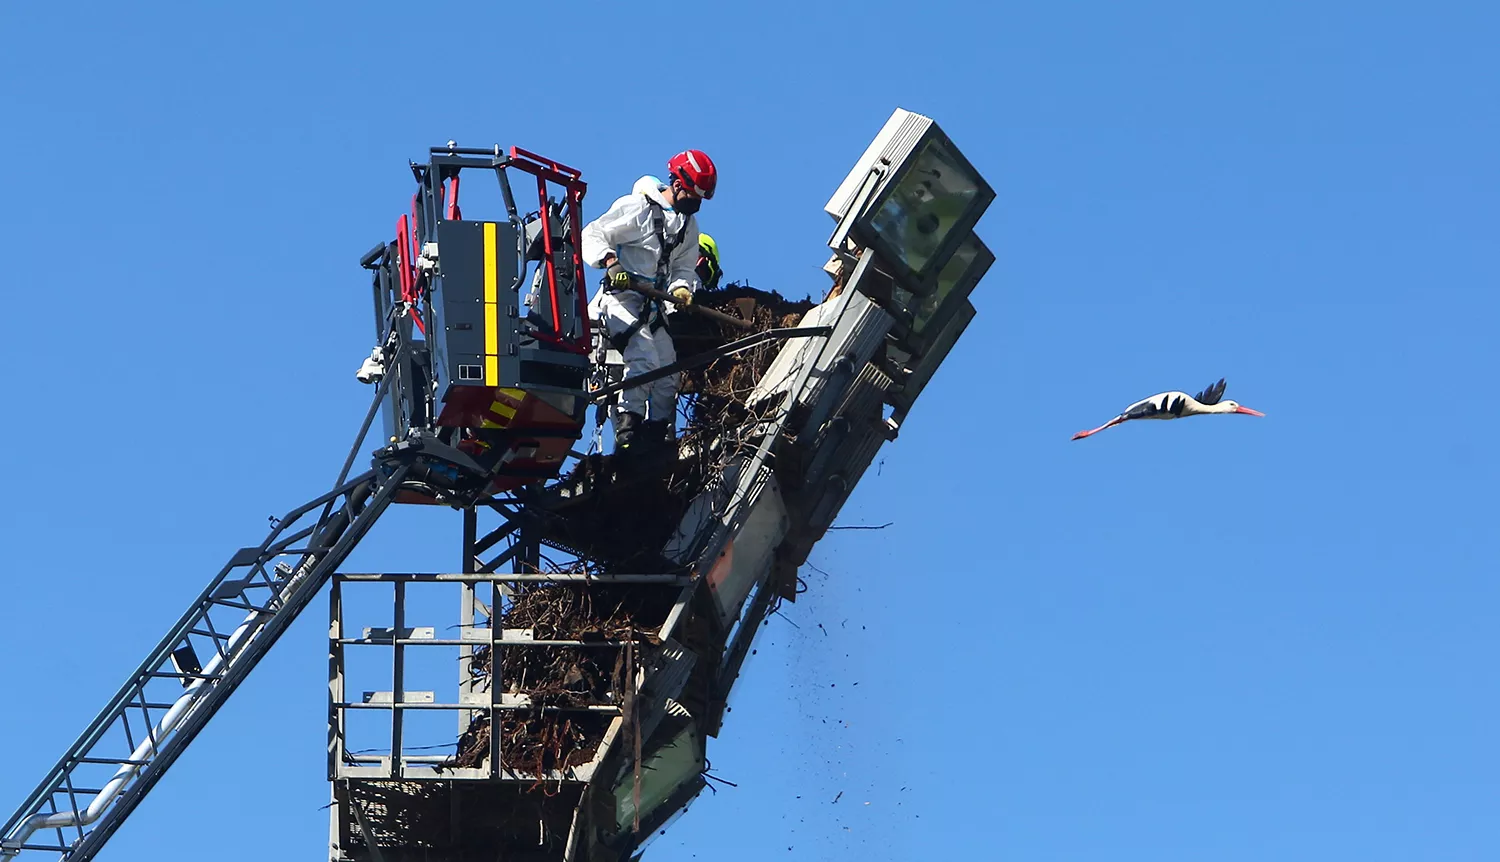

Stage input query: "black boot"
[
  {"left": 612, "top": 411, "right": 645, "bottom": 476},
  {"left": 641, "top": 419, "right": 675, "bottom": 457},
  {"left": 614, "top": 411, "right": 644, "bottom": 453}
]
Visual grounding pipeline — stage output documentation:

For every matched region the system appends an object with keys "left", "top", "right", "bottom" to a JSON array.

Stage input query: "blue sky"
[{"left": 2, "top": 1, "right": 1497, "bottom": 860}]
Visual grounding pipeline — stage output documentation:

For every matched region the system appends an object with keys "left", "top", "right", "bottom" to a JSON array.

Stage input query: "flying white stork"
[{"left": 1071, "top": 378, "right": 1264, "bottom": 440}]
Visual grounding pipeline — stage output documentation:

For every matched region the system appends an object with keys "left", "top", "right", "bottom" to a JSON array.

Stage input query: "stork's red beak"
[{"left": 1235, "top": 406, "right": 1265, "bottom": 417}]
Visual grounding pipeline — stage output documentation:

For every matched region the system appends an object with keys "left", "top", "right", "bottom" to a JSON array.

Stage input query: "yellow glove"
[
  {"left": 671, "top": 286, "right": 693, "bottom": 305},
  {"left": 605, "top": 261, "right": 631, "bottom": 290}
]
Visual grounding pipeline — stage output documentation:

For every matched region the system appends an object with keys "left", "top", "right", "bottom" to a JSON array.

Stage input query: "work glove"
[
  {"left": 605, "top": 260, "right": 631, "bottom": 290},
  {"left": 671, "top": 286, "right": 693, "bottom": 305}
]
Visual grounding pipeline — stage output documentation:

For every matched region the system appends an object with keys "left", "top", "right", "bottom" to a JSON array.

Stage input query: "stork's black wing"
[{"left": 1193, "top": 377, "right": 1227, "bottom": 405}]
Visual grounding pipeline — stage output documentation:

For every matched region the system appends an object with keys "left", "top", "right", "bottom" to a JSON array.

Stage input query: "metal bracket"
[{"left": 826, "top": 160, "right": 888, "bottom": 255}]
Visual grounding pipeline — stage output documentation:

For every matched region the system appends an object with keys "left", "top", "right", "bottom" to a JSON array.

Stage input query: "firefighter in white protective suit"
[{"left": 581, "top": 149, "right": 718, "bottom": 459}]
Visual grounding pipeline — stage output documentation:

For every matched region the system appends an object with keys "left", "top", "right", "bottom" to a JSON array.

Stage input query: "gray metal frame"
[
  {"left": 324, "top": 489, "right": 701, "bottom": 862},
  {"left": 328, "top": 571, "right": 687, "bottom": 785}
]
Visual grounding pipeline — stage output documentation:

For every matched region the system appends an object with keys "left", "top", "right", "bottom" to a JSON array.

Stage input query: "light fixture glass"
[
  {"left": 909, "top": 232, "right": 982, "bottom": 337},
  {"left": 891, "top": 299, "right": 976, "bottom": 416},
  {"left": 865, "top": 136, "right": 983, "bottom": 281}
]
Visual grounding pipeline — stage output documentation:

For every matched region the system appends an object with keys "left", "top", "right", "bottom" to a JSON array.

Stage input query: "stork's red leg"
[{"left": 1071, "top": 416, "right": 1125, "bottom": 440}]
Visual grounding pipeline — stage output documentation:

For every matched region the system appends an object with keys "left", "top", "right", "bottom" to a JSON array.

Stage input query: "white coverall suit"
[{"left": 581, "top": 176, "right": 701, "bottom": 422}]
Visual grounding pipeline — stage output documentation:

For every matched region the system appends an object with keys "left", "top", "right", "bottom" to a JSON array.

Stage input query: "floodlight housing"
[
  {"left": 895, "top": 231, "right": 994, "bottom": 357},
  {"left": 825, "top": 108, "right": 994, "bottom": 294},
  {"left": 887, "top": 298, "right": 976, "bottom": 419}
]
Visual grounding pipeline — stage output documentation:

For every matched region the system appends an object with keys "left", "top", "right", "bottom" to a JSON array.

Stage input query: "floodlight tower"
[
  {"left": 325, "top": 108, "right": 997, "bottom": 862},
  {"left": 0, "top": 108, "right": 995, "bottom": 862}
]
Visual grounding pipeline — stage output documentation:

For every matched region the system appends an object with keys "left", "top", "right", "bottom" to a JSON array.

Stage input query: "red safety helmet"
[{"left": 668, "top": 149, "right": 717, "bottom": 200}]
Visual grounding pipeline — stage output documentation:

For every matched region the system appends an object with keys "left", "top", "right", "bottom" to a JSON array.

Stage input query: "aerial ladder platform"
[{"left": 2, "top": 108, "right": 995, "bottom": 862}]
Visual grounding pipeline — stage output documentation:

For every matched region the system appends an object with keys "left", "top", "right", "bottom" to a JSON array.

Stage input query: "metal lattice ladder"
[{"left": 0, "top": 462, "right": 411, "bottom": 862}]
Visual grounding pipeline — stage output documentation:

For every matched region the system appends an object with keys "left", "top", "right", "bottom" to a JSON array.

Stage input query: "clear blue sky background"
[{"left": 1, "top": 1, "right": 1496, "bottom": 860}]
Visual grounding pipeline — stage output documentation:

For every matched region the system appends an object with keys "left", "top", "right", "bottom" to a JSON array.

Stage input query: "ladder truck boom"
[
  {"left": 2, "top": 144, "right": 600, "bottom": 862},
  {"left": 0, "top": 466, "right": 404, "bottom": 862}
]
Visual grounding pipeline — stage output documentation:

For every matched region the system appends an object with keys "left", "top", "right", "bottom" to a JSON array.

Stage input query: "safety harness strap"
[
  {"left": 648, "top": 199, "right": 689, "bottom": 289},
  {"left": 606, "top": 196, "right": 687, "bottom": 350}
]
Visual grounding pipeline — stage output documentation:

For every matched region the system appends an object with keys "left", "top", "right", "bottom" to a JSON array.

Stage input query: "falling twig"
[
  {"left": 704, "top": 772, "right": 739, "bottom": 789},
  {"left": 770, "top": 609, "right": 801, "bottom": 629}
]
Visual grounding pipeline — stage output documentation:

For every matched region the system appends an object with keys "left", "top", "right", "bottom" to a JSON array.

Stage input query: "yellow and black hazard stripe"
[{"left": 479, "top": 388, "right": 526, "bottom": 430}]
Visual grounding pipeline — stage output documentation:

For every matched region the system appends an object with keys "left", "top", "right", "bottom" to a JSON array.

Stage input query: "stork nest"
[
  {"left": 444, "top": 568, "right": 672, "bottom": 780},
  {"left": 672, "top": 282, "right": 816, "bottom": 425},
  {"left": 443, "top": 281, "right": 815, "bottom": 786},
  {"left": 535, "top": 281, "right": 814, "bottom": 569}
]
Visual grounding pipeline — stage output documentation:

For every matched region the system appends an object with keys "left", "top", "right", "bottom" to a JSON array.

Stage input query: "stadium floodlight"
[
  {"left": 887, "top": 298, "right": 976, "bottom": 420},
  {"left": 825, "top": 108, "right": 994, "bottom": 295},
  {"left": 895, "top": 230, "right": 994, "bottom": 357}
]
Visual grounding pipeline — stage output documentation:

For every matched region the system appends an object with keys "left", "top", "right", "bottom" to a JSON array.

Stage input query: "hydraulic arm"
[{"left": 0, "top": 462, "right": 407, "bottom": 862}]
